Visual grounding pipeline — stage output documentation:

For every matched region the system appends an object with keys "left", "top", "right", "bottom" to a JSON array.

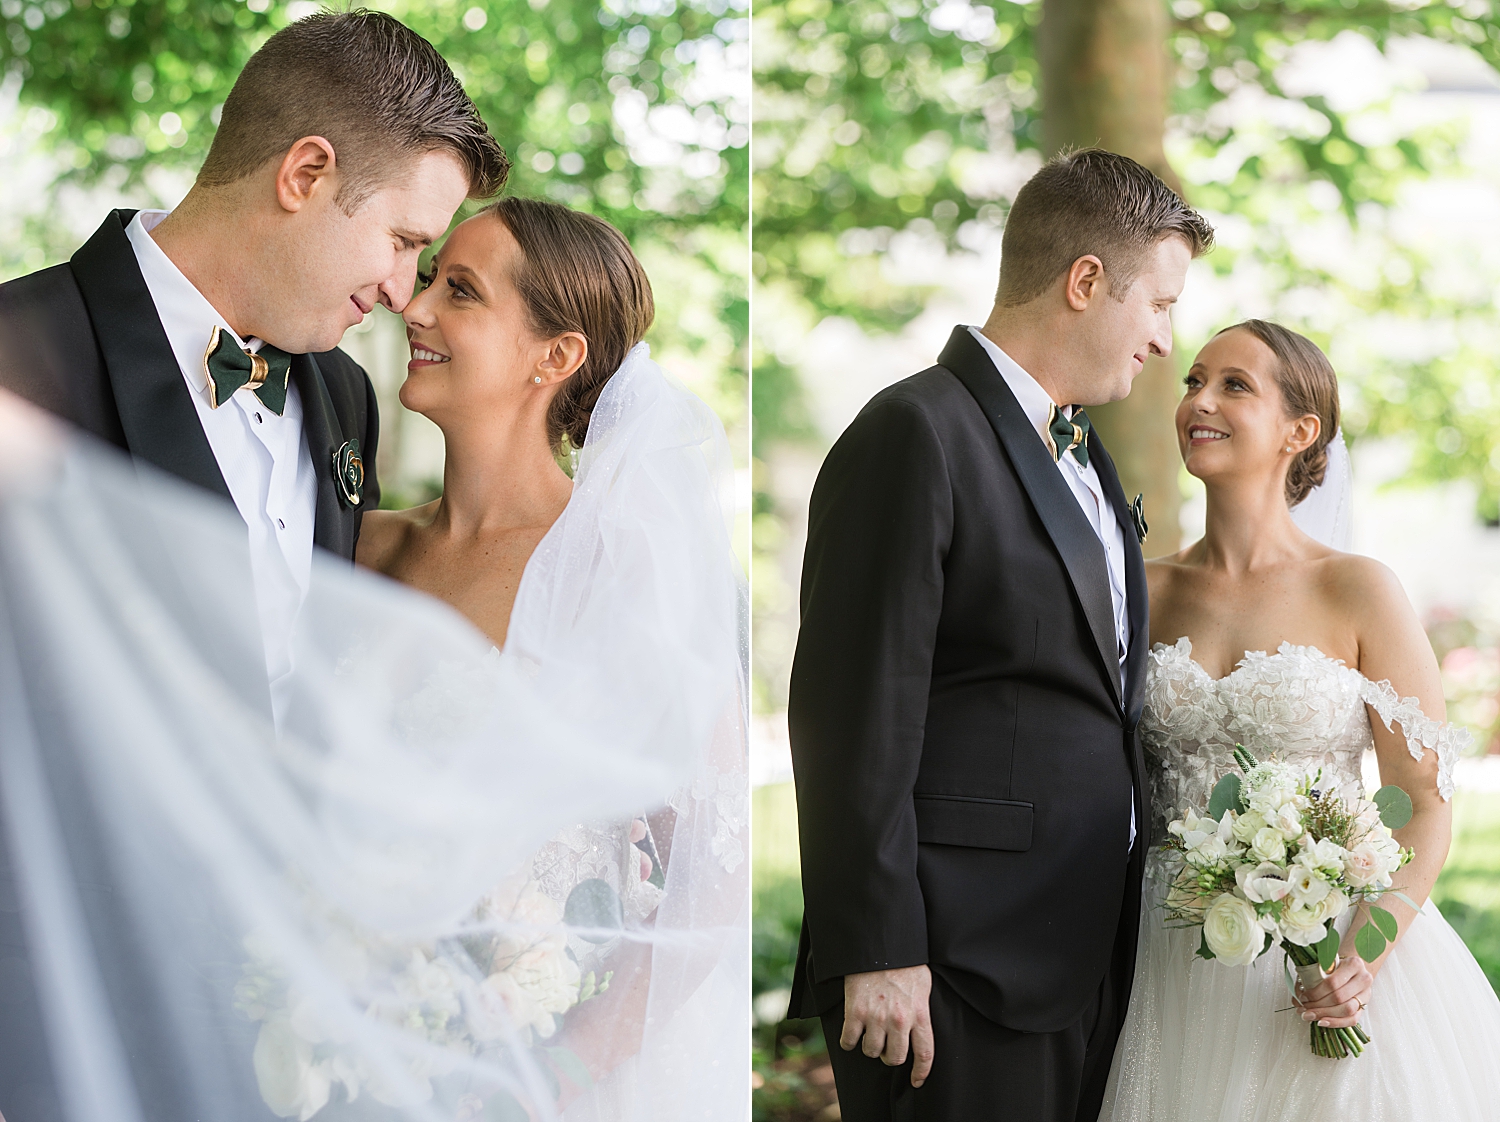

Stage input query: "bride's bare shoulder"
[
  {"left": 1317, "top": 551, "right": 1416, "bottom": 631},
  {"left": 356, "top": 501, "right": 439, "bottom": 573}
]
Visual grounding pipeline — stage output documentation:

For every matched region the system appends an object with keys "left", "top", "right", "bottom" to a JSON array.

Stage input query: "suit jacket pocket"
[{"left": 913, "top": 794, "right": 1033, "bottom": 851}]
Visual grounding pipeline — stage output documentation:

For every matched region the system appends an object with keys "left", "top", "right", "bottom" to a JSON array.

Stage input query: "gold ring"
[{"left": 1357, "top": 1000, "right": 1367, "bottom": 1012}]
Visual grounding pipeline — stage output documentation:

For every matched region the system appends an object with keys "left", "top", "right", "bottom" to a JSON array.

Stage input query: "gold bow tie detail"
[
  {"left": 1045, "top": 403, "right": 1091, "bottom": 467},
  {"left": 202, "top": 326, "right": 293, "bottom": 414}
]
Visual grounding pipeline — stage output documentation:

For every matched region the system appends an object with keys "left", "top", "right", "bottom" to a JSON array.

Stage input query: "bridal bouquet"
[
  {"left": 234, "top": 877, "right": 613, "bottom": 1121},
  {"left": 1162, "top": 745, "right": 1415, "bottom": 1059}
]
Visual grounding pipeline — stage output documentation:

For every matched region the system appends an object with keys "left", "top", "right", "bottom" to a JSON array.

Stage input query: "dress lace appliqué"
[{"left": 1140, "top": 637, "right": 1467, "bottom": 847}]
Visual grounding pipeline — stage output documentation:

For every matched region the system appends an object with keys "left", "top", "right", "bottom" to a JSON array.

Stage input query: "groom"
[
  {"left": 789, "top": 150, "right": 1213, "bottom": 1121},
  {"left": 0, "top": 11, "right": 504, "bottom": 1120}
]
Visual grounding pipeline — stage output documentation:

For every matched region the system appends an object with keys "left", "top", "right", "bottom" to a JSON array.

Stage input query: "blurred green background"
[
  {"left": 752, "top": 1, "right": 1500, "bottom": 1117},
  {"left": 0, "top": 0, "right": 749, "bottom": 526}
]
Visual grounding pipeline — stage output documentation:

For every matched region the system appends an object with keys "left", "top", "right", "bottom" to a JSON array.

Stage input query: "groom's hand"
[{"left": 840, "top": 965, "right": 935, "bottom": 1087}]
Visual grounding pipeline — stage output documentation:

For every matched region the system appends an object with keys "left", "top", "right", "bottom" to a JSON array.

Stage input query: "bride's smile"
[{"left": 1176, "top": 326, "right": 1320, "bottom": 491}]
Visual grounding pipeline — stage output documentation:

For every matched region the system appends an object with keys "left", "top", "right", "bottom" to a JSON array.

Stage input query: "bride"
[
  {"left": 356, "top": 196, "right": 748, "bottom": 1120},
  {"left": 1100, "top": 319, "right": 1500, "bottom": 1120},
  {"left": 0, "top": 198, "right": 745, "bottom": 1122}
]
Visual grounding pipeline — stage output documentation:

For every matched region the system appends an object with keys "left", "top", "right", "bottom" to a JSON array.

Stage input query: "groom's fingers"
[
  {"left": 860, "top": 1022, "right": 889, "bottom": 1060},
  {"left": 909, "top": 1017, "right": 935, "bottom": 1087},
  {"left": 839, "top": 1013, "right": 867, "bottom": 1052}
]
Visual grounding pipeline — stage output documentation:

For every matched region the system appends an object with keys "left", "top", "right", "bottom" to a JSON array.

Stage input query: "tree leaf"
[
  {"left": 1369, "top": 905, "right": 1399, "bottom": 942},
  {"left": 1373, "top": 785, "right": 1413, "bottom": 830},
  {"left": 1354, "top": 921, "right": 1387, "bottom": 963},
  {"left": 1316, "top": 926, "right": 1341, "bottom": 973},
  {"left": 1208, "top": 773, "right": 1244, "bottom": 820}
]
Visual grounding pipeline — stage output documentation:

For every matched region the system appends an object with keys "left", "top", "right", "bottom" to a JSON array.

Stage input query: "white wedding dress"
[{"left": 1100, "top": 637, "right": 1500, "bottom": 1122}]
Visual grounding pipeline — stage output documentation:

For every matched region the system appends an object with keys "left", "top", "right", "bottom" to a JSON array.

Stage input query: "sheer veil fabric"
[
  {"left": 1289, "top": 432, "right": 1353, "bottom": 551},
  {"left": 0, "top": 344, "right": 748, "bottom": 1122}
]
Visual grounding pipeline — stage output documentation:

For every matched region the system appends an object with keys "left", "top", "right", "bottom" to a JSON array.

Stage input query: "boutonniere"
[
  {"left": 1131, "top": 493, "right": 1149, "bottom": 545},
  {"left": 333, "top": 438, "right": 365, "bottom": 510}
]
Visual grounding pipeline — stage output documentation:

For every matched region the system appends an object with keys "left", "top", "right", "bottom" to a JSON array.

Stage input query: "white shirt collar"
[
  {"left": 965, "top": 325, "right": 1067, "bottom": 447},
  {"left": 125, "top": 209, "right": 262, "bottom": 398}
]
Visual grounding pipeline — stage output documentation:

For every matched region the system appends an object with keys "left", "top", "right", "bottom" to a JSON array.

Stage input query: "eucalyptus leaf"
[
  {"left": 564, "top": 878, "right": 624, "bottom": 945},
  {"left": 1354, "top": 922, "right": 1387, "bottom": 963},
  {"left": 1373, "top": 785, "right": 1413, "bottom": 830},
  {"left": 1391, "top": 891, "right": 1422, "bottom": 912},
  {"left": 1208, "top": 773, "right": 1244, "bottom": 820},
  {"left": 1316, "top": 926, "right": 1341, "bottom": 973},
  {"left": 484, "top": 1090, "right": 531, "bottom": 1122},
  {"left": 1197, "top": 928, "right": 1216, "bottom": 961},
  {"left": 1369, "top": 905, "right": 1399, "bottom": 942},
  {"left": 545, "top": 1045, "right": 595, "bottom": 1090}
]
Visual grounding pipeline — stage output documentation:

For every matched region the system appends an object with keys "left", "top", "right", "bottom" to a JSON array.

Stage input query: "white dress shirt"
[
  {"left": 968, "top": 326, "right": 1137, "bottom": 849},
  {"left": 127, "top": 210, "right": 318, "bottom": 720}
]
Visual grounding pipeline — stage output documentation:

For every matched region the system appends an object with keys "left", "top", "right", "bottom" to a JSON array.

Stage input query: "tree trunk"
[{"left": 1038, "top": 0, "right": 1183, "bottom": 554}]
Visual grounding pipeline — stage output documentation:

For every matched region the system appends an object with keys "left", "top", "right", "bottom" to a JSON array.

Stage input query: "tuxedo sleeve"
[{"left": 789, "top": 394, "right": 952, "bottom": 982}]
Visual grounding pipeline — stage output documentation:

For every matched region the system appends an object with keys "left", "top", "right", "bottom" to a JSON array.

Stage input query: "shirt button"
[
  {"left": 255, "top": 413, "right": 263, "bottom": 424},
  {"left": 277, "top": 518, "right": 285, "bottom": 530}
]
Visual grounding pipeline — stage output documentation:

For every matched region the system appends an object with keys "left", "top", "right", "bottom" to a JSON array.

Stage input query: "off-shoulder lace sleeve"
[{"left": 1359, "top": 677, "right": 1470, "bottom": 801}]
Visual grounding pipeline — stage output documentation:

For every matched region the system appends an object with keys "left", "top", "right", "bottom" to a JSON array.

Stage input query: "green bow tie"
[
  {"left": 203, "top": 326, "right": 292, "bottom": 415},
  {"left": 1047, "top": 403, "right": 1091, "bottom": 467}
]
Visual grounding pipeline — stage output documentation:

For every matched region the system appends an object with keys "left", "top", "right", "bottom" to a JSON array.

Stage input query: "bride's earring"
[{"left": 533, "top": 376, "right": 543, "bottom": 384}]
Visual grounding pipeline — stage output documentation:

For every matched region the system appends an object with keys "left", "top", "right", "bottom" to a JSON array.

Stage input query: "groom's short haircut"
[
  {"left": 996, "top": 148, "right": 1214, "bottom": 306},
  {"left": 198, "top": 9, "right": 508, "bottom": 211}
]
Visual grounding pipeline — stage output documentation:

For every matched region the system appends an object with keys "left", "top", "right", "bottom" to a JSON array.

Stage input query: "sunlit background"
[
  {"left": 752, "top": 2, "right": 1500, "bottom": 1117},
  {"left": 0, "top": 0, "right": 749, "bottom": 554}
]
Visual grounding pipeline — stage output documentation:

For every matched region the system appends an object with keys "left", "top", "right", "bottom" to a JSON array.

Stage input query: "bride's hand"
[{"left": 1297, "top": 954, "right": 1375, "bottom": 1029}]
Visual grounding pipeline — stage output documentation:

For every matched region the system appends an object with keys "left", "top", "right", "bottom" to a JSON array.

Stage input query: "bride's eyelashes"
[
  {"left": 416, "top": 267, "right": 435, "bottom": 289},
  {"left": 444, "top": 276, "right": 475, "bottom": 301}
]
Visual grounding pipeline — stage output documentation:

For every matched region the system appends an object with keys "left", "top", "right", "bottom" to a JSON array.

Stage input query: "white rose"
[
  {"left": 1231, "top": 810, "right": 1267, "bottom": 844},
  {"left": 1203, "top": 894, "right": 1267, "bottom": 966},
  {"left": 1313, "top": 887, "right": 1349, "bottom": 927},
  {"left": 1191, "top": 834, "right": 1229, "bottom": 864},
  {"left": 1342, "top": 841, "right": 1391, "bottom": 890},
  {"left": 1286, "top": 864, "right": 1331, "bottom": 907},
  {"left": 1280, "top": 903, "right": 1327, "bottom": 947},
  {"left": 252, "top": 1017, "right": 332, "bottom": 1122},
  {"left": 1235, "top": 861, "right": 1292, "bottom": 904},
  {"left": 1249, "top": 826, "right": 1287, "bottom": 865}
]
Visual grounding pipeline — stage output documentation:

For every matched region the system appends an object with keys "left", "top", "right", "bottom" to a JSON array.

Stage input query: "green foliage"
[
  {"left": 1374, "top": 783, "right": 1415, "bottom": 829},
  {"left": 1432, "top": 790, "right": 1500, "bottom": 993},
  {"left": 0, "top": 0, "right": 749, "bottom": 406},
  {"left": 1209, "top": 772, "right": 1244, "bottom": 819},
  {"left": 1316, "top": 924, "right": 1341, "bottom": 971},
  {"left": 751, "top": 0, "right": 1500, "bottom": 518}
]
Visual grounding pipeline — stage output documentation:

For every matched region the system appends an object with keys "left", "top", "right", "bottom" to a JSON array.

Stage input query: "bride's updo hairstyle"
[
  {"left": 1220, "top": 319, "right": 1340, "bottom": 506},
  {"left": 483, "top": 197, "right": 654, "bottom": 449}
]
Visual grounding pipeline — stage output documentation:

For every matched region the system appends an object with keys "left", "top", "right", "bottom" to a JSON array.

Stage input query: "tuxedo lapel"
[
  {"left": 292, "top": 352, "right": 358, "bottom": 557},
  {"left": 939, "top": 327, "right": 1123, "bottom": 712},
  {"left": 68, "top": 209, "right": 231, "bottom": 502},
  {"left": 1089, "top": 436, "right": 1150, "bottom": 726}
]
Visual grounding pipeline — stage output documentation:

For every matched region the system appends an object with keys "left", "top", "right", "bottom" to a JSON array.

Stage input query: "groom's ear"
[
  {"left": 536, "top": 333, "right": 589, "bottom": 384},
  {"left": 1062, "top": 254, "right": 1107, "bottom": 311},
  {"left": 274, "top": 137, "right": 339, "bottom": 214}
]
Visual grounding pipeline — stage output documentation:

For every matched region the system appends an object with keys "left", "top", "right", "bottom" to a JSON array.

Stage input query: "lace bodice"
[{"left": 1140, "top": 637, "right": 1467, "bottom": 846}]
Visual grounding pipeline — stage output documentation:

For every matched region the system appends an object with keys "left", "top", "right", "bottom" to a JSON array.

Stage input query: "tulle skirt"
[{"left": 1100, "top": 858, "right": 1500, "bottom": 1121}]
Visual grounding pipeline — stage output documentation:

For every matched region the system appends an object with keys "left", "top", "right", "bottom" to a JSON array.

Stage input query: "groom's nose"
[{"left": 377, "top": 266, "right": 419, "bottom": 315}]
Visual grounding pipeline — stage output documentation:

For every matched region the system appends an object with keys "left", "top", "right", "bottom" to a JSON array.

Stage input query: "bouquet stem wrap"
[{"left": 1288, "top": 948, "right": 1371, "bottom": 1059}]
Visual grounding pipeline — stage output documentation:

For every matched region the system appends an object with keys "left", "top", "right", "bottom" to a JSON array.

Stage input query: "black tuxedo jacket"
[
  {"left": 0, "top": 209, "right": 380, "bottom": 558},
  {"left": 788, "top": 326, "right": 1150, "bottom": 1034}
]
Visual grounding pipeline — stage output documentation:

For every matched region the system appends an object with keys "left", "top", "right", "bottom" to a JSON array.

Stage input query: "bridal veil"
[{"left": 0, "top": 344, "right": 748, "bottom": 1121}]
